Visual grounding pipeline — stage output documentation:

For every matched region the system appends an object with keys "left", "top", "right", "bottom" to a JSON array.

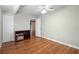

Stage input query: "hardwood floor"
[{"left": 0, "top": 36, "right": 79, "bottom": 54}]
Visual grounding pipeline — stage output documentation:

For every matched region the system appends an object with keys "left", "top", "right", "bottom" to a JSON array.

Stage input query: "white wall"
[
  {"left": 3, "top": 14, "right": 14, "bottom": 42},
  {"left": 35, "top": 18, "right": 41, "bottom": 37},
  {"left": 14, "top": 14, "right": 34, "bottom": 31},
  {"left": 0, "top": 9, "right": 2, "bottom": 47},
  {"left": 42, "top": 6, "right": 79, "bottom": 48}
]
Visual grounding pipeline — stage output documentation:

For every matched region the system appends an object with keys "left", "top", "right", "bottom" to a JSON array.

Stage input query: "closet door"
[{"left": 3, "top": 15, "right": 14, "bottom": 42}]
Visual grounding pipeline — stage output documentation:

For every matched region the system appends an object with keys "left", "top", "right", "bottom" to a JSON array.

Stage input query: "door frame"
[{"left": 30, "top": 20, "right": 36, "bottom": 36}]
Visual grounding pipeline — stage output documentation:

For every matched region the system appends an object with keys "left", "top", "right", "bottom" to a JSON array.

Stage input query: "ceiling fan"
[{"left": 39, "top": 5, "right": 55, "bottom": 14}]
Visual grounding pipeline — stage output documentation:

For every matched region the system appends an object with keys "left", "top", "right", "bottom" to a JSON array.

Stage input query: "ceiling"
[
  {"left": 0, "top": 5, "right": 14, "bottom": 14},
  {"left": 0, "top": 5, "right": 66, "bottom": 15}
]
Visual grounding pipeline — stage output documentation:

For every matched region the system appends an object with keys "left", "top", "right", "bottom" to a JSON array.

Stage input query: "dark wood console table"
[{"left": 15, "top": 30, "right": 30, "bottom": 42}]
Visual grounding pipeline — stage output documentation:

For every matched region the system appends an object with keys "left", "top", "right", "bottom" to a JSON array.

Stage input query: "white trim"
[{"left": 42, "top": 36, "right": 79, "bottom": 50}]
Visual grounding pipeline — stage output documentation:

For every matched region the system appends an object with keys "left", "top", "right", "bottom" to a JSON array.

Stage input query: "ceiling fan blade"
[{"left": 46, "top": 8, "right": 55, "bottom": 11}]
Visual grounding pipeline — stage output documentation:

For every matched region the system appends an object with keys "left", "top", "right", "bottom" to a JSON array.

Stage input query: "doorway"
[{"left": 30, "top": 20, "right": 36, "bottom": 37}]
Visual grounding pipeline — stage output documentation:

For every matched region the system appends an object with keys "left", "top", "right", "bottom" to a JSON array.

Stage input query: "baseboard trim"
[{"left": 42, "top": 36, "right": 79, "bottom": 50}]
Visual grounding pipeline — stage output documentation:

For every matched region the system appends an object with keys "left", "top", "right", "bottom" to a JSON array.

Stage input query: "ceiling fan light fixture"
[{"left": 41, "top": 9, "right": 47, "bottom": 14}]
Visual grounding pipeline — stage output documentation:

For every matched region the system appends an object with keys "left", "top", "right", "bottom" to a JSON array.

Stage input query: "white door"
[
  {"left": 35, "top": 18, "right": 41, "bottom": 37},
  {"left": 3, "top": 15, "right": 14, "bottom": 43},
  {"left": 0, "top": 9, "right": 2, "bottom": 47}
]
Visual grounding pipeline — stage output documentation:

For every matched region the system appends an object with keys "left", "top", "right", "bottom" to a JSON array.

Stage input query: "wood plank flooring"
[{"left": 0, "top": 36, "right": 79, "bottom": 54}]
